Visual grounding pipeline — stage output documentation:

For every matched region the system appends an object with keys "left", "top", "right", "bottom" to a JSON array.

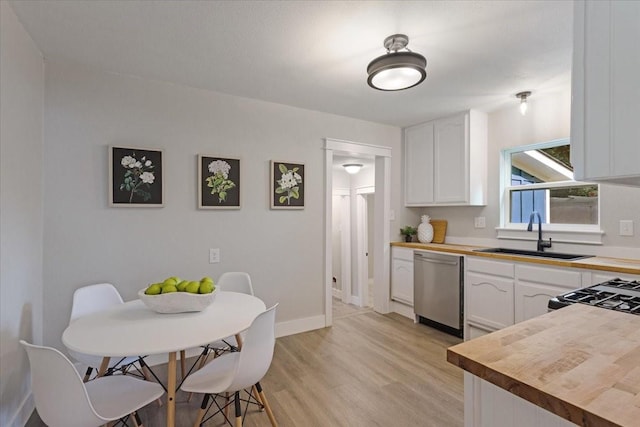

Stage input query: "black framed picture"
[
  {"left": 198, "top": 155, "right": 241, "bottom": 209},
  {"left": 109, "top": 146, "right": 163, "bottom": 207},
  {"left": 271, "top": 161, "right": 304, "bottom": 209}
]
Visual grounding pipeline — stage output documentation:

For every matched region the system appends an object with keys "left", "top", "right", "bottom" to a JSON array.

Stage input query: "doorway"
[{"left": 324, "top": 138, "right": 392, "bottom": 327}]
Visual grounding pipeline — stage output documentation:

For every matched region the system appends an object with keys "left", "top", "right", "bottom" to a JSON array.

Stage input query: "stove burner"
[{"left": 549, "top": 278, "right": 640, "bottom": 315}]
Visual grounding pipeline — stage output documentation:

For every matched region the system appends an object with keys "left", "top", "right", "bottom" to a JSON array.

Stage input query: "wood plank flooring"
[{"left": 29, "top": 301, "right": 464, "bottom": 427}]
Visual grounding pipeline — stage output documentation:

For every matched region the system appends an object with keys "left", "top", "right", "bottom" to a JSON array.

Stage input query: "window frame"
[{"left": 497, "top": 138, "right": 603, "bottom": 245}]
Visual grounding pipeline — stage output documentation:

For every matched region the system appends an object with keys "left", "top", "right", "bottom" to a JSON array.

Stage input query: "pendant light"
[
  {"left": 516, "top": 91, "right": 532, "bottom": 115},
  {"left": 367, "top": 34, "right": 427, "bottom": 91}
]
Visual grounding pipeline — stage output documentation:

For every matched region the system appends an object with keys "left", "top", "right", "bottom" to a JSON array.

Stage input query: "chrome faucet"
[{"left": 527, "top": 211, "right": 552, "bottom": 252}]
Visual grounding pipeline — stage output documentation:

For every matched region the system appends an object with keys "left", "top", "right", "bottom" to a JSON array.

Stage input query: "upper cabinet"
[
  {"left": 404, "top": 110, "right": 487, "bottom": 206},
  {"left": 571, "top": 0, "right": 640, "bottom": 186}
]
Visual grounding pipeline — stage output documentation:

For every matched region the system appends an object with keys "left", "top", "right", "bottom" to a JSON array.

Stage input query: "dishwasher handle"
[{"left": 414, "top": 254, "right": 459, "bottom": 266}]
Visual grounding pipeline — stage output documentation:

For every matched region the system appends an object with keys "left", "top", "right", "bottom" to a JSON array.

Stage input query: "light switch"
[
  {"left": 474, "top": 217, "right": 486, "bottom": 228},
  {"left": 209, "top": 248, "right": 220, "bottom": 263},
  {"left": 619, "top": 220, "right": 634, "bottom": 236}
]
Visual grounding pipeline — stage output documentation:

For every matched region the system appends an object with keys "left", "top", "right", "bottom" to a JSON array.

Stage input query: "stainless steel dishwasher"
[{"left": 414, "top": 251, "right": 463, "bottom": 338}]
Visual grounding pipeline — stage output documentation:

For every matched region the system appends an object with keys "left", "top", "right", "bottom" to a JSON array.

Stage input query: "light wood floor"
[{"left": 29, "top": 301, "right": 464, "bottom": 427}]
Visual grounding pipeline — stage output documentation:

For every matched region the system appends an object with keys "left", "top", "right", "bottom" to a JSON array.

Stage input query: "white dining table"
[{"left": 62, "top": 291, "right": 266, "bottom": 427}]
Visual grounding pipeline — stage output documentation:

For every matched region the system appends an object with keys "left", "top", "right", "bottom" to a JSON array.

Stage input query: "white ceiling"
[{"left": 9, "top": 0, "right": 573, "bottom": 127}]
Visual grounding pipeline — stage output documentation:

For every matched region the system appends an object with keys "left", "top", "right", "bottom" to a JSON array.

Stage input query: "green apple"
[
  {"left": 161, "top": 285, "right": 177, "bottom": 293},
  {"left": 186, "top": 281, "right": 200, "bottom": 294},
  {"left": 176, "top": 280, "right": 189, "bottom": 292},
  {"left": 145, "top": 284, "right": 162, "bottom": 295},
  {"left": 200, "top": 276, "right": 214, "bottom": 284},
  {"left": 199, "top": 281, "right": 214, "bottom": 294},
  {"left": 163, "top": 277, "right": 178, "bottom": 287}
]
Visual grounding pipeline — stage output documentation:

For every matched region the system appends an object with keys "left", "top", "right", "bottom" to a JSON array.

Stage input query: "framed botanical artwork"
[
  {"left": 198, "top": 155, "right": 241, "bottom": 209},
  {"left": 271, "top": 161, "right": 304, "bottom": 209},
  {"left": 109, "top": 146, "right": 163, "bottom": 207}
]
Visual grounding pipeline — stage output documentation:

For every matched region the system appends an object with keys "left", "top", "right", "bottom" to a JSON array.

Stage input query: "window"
[{"left": 500, "top": 138, "right": 601, "bottom": 243}]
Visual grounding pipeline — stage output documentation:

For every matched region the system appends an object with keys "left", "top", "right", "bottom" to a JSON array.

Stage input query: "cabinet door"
[
  {"left": 404, "top": 122, "right": 434, "bottom": 205},
  {"left": 466, "top": 271, "right": 514, "bottom": 331},
  {"left": 572, "top": 1, "right": 640, "bottom": 185},
  {"left": 391, "top": 258, "right": 414, "bottom": 306},
  {"left": 515, "top": 281, "right": 566, "bottom": 323},
  {"left": 434, "top": 113, "right": 468, "bottom": 203}
]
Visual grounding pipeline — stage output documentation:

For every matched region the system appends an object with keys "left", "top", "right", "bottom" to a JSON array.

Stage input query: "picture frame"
[
  {"left": 198, "top": 155, "right": 241, "bottom": 209},
  {"left": 271, "top": 160, "right": 304, "bottom": 209},
  {"left": 109, "top": 146, "right": 163, "bottom": 207}
]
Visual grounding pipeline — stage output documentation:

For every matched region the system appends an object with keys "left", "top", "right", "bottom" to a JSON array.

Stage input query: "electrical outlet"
[
  {"left": 619, "top": 220, "right": 634, "bottom": 236},
  {"left": 209, "top": 248, "right": 220, "bottom": 263},
  {"left": 474, "top": 216, "right": 486, "bottom": 229}
]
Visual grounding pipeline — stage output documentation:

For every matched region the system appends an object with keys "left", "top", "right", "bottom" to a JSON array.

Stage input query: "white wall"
[
  {"left": 418, "top": 90, "right": 640, "bottom": 255},
  {"left": 0, "top": 3, "right": 44, "bottom": 426},
  {"left": 42, "top": 60, "right": 402, "bottom": 351}
]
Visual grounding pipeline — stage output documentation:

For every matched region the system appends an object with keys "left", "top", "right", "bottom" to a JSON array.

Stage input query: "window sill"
[{"left": 496, "top": 227, "right": 604, "bottom": 245}]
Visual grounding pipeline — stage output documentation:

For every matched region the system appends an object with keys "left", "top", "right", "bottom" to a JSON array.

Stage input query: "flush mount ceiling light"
[
  {"left": 367, "top": 34, "right": 427, "bottom": 91},
  {"left": 516, "top": 91, "right": 532, "bottom": 116},
  {"left": 343, "top": 163, "right": 363, "bottom": 174}
]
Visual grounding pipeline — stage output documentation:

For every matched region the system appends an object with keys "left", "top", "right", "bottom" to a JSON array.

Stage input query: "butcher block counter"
[
  {"left": 391, "top": 242, "right": 640, "bottom": 275},
  {"left": 447, "top": 304, "right": 640, "bottom": 426}
]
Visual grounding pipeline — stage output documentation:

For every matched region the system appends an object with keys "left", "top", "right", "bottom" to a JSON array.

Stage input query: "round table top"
[{"left": 62, "top": 291, "right": 266, "bottom": 357}]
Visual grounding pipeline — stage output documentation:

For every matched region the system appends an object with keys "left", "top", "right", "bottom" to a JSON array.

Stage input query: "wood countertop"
[
  {"left": 391, "top": 242, "right": 640, "bottom": 275},
  {"left": 447, "top": 304, "right": 640, "bottom": 427}
]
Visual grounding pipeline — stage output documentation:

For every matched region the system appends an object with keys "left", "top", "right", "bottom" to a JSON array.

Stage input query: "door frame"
[
  {"left": 324, "top": 138, "right": 391, "bottom": 327},
  {"left": 356, "top": 187, "right": 375, "bottom": 307}
]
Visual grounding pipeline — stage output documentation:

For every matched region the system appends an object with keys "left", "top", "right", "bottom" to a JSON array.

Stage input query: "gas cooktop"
[{"left": 548, "top": 278, "right": 640, "bottom": 315}]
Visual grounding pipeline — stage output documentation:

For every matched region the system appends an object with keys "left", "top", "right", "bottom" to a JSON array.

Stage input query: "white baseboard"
[
  {"left": 275, "top": 315, "right": 326, "bottom": 337},
  {"left": 349, "top": 296, "right": 362, "bottom": 307},
  {"left": 9, "top": 391, "right": 34, "bottom": 427},
  {"left": 391, "top": 300, "right": 415, "bottom": 320}
]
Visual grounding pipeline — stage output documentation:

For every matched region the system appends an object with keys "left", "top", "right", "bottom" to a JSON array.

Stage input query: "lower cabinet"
[
  {"left": 465, "top": 258, "right": 515, "bottom": 337},
  {"left": 514, "top": 264, "right": 582, "bottom": 323},
  {"left": 391, "top": 247, "right": 414, "bottom": 306},
  {"left": 465, "top": 257, "right": 584, "bottom": 339},
  {"left": 464, "top": 373, "right": 575, "bottom": 427}
]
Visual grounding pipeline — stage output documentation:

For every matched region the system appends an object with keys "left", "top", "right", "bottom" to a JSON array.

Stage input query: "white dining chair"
[
  {"left": 180, "top": 304, "right": 279, "bottom": 427},
  {"left": 198, "top": 272, "right": 255, "bottom": 358},
  {"left": 21, "top": 340, "right": 164, "bottom": 427},
  {"left": 186, "top": 272, "right": 257, "bottom": 400},
  {"left": 67, "top": 283, "right": 150, "bottom": 381}
]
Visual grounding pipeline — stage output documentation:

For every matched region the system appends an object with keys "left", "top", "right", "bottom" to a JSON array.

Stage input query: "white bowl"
[{"left": 138, "top": 288, "right": 217, "bottom": 314}]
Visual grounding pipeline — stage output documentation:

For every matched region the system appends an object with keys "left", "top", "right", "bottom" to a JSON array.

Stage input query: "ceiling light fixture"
[
  {"left": 367, "top": 34, "right": 427, "bottom": 91},
  {"left": 516, "top": 91, "right": 532, "bottom": 116},
  {"left": 343, "top": 163, "right": 363, "bottom": 174}
]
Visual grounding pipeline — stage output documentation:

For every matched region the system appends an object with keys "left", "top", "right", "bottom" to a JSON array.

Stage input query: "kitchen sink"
[{"left": 473, "top": 247, "right": 593, "bottom": 261}]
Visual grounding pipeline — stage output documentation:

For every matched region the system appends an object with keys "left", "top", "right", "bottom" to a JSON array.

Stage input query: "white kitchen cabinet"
[
  {"left": 391, "top": 247, "right": 414, "bottom": 306},
  {"left": 465, "top": 258, "right": 514, "bottom": 336},
  {"left": 404, "top": 110, "right": 487, "bottom": 206},
  {"left": 571, "top": 0, "right": 640, "bottom": 186},
  {"left": 464, "top": 373, "right": 576, "bottom": 427},
  {"left": 514, "top": 264, "right": 582, "bottom": 323}
]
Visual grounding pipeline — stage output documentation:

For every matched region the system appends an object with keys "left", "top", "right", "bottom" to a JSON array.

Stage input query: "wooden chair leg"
[
  {"left": 193, "top": 394, "right": 209, "bottom": 427},
  {"left": 234, "top": 391, "right": 243, "bottom": 427},
  {"left": 132, "top": 411, "right": 141, "bottom": 427},
  {"left": 255, "top": 382, "right": 278, "bottom": 427},
  {"left": 224, "top": 392, "right": 230, "bottom": 419},
  {"left": 252, "top": 385, "right": 265, "bottom": 410},
  {"left": 180, "top": 350, "right": 186, "bottom": 380}
]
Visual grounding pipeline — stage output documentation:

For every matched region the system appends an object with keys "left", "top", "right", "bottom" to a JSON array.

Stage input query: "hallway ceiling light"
[
  {"left": 516, "top": 91, "right": 532, "bottom": 115},
  {"left": 343, "top": 164, "right": 363, "bottom": 174},
  {"left": 367, "top": 34, "right": 427, "bottom": 91}
]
